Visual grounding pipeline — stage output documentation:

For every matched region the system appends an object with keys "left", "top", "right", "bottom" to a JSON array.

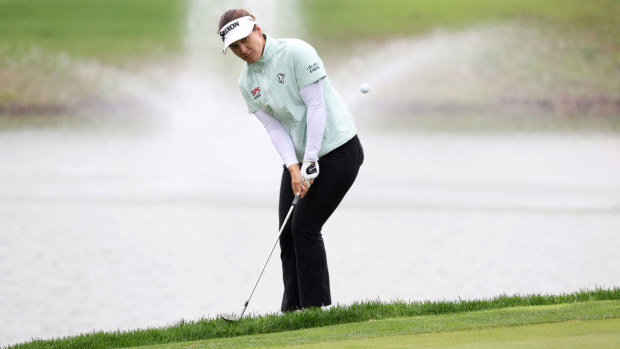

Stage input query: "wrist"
[
  {"left": 303, "top": 155, "right": 318, "bottom": 163},
  {"left": 283, "top": 156, "right": 298, "bottom": 169},
  {"left": 301, "top": 160, "right": 319, "bottom": 181}
]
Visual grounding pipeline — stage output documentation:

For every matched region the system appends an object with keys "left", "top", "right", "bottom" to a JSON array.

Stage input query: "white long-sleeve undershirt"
[
  {"left": 254, "top": 109, "right": 298, "bottom": 168},
  {"left": 254, "top": 79, "right": 326, "bottom": 167},
  {"left": 299, "top": 79, "right": 326, "bottom": 162}
]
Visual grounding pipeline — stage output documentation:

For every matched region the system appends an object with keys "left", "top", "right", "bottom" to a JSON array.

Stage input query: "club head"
[
  {"left": 219, "top": 313, "right": 240, "bottom": 322},
  {"left": 220, "top": 303, "right": 248, "bottom": 322}
]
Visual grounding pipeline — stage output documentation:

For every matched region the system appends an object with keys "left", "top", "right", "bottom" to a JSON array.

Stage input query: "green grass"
[
  {"left": 298, "top": 0, "right": 619, "bottom": 121},
  {"left": 0, "top": 0, "right": 187, "bottom": 108},
  {"left": 301, "top": 0, "right": 620, "bottom": 43},
  {"left": 3, "top": 0, "right": 617, "bottom": 61},
  {"left": 0, "top": 0, "right": 186, "bottom": 61},
  {"left": 6, "top": 288, "right": 620, "bottom": 349},
  {"left": 1, "top": 0, "right": 617, "bottom": 116},
  {"left": 137, "top": 301, "right": 620, "bottom": 348}
]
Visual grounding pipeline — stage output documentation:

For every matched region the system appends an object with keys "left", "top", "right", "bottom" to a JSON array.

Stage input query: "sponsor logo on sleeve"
[
  {"left": 251, "top": 87, "right": 261, "bottom": 100},
  {"left": 307, "top": 63, "right": 320, "bottom": 74}
]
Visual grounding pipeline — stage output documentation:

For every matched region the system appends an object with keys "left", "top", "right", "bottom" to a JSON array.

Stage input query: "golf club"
[{"left": 219, "top": 195, "right": 300, "bottom": 322}]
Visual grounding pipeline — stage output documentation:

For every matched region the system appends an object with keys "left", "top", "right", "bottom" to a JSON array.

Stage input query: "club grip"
[{"left": 292, "top": 195, "right": 300, "bottom": 207}]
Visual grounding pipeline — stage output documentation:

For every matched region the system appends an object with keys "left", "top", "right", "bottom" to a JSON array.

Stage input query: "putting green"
[{"left": 274, "top": 318, "right": 620, "bottom": 349}]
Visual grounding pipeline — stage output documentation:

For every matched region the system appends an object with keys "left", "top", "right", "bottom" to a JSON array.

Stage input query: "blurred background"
[{"left": 1, "top": 0, "right": 619, "bottom": 346}]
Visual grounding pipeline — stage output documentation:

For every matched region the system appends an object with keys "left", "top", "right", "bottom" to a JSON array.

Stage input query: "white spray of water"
[
  {"left": 332, "top": 26, "right": 507, "bottom": 122},
  {"left": 32, "top": 10, "right": 560, "bottom": 196},
  {"left": 22, "top": 0, "right": 306, "bottom": 198},
  {"left": 125, "top": 0, "right": 306, "bottom": 196}
]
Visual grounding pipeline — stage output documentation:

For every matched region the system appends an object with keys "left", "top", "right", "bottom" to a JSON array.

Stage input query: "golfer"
[{"left": 218, "top": 9, "right": 364, "bottom": 312}]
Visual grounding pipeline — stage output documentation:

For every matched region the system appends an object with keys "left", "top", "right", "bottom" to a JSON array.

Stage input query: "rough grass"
[{"left": 6, "top": 288, "right": 619, "bottom": 349}]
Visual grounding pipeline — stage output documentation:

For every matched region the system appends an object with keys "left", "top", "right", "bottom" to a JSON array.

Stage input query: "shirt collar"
[{"left": 251, "top": 34, "right": 275, "bottom": 67}]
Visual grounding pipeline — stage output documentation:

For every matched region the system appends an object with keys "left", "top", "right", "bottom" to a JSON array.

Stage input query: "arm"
[
  {"left": 254, "top": 110, "right": 309, "bottom": 197},
  {"left": 290, "top": 40, "right": 327, "bottom": 185},
  {"left": 299, "top": 79, "right": 325, "bottom": 185},
  {"left": 299, "top": 79, "right": 326, "bottom": 163},
  {"left": 254, "top": 109, "right": 297, "bottom": 168}
]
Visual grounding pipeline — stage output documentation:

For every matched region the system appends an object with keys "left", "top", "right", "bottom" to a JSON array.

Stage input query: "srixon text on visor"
[{"left": 220, "top": 21, "right": 240, "bottom": 41}]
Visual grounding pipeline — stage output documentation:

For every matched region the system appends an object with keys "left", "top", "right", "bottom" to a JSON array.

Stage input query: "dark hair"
[{"left": 218, "top": 9, "right": 256, "bottom": 33}]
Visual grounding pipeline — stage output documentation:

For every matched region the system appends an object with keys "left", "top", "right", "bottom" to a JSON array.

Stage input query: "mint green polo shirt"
[{"left": 238, "top": 35, "right": 357, "bottom": 162}]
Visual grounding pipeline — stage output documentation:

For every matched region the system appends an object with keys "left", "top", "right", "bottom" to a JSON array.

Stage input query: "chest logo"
[
  {"left": 251, "top": 87, "right": 261, "bottom": 100},
  {"left": 277, "top": 73, "right": 285, "bottom": 84}
]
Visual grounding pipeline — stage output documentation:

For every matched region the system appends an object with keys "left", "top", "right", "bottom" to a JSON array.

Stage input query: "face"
[{"left": 229, "top": 26, "right": 265, "bottom": 64}]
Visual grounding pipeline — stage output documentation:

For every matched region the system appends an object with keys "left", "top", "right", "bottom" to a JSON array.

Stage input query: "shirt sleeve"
[
  {"left": 254, "top": 109, "right": 299, "bottom": 168},
  {"left": 299, "top": 80, "right": 325, "bottom": 162},
  {"left": 239, "top": 84, "right": 259, "bottom": 114},
  {"left": 293, "top": 41, "right": 328, "bottom": 90}
]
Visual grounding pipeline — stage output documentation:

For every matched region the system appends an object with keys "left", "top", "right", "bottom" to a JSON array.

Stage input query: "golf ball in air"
[{"left": 360, "top": 83, "right": 370, "bottom": 93}]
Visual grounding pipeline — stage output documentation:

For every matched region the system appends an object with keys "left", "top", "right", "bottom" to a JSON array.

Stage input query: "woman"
[{"left": 218, "top": 9, "right": 364, "bottom": 312}]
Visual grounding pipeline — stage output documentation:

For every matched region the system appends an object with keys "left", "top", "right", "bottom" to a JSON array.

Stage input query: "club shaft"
[{"left": 241, "top": 196, "right": 299, "bottom": 318}]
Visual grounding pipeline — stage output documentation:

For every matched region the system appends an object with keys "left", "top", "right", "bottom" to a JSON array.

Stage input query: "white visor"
[{"left": 219, "top": 16, "right": 256, "bottom": 54}]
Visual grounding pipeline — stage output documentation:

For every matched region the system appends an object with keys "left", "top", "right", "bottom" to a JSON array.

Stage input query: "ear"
[{"left": 255, "top": 25, "right": 263, "bottom": 36}]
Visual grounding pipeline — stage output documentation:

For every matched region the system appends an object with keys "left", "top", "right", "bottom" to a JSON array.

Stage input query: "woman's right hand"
[{"left": 288, "top": 164, "right": 310, "bottom": 198}]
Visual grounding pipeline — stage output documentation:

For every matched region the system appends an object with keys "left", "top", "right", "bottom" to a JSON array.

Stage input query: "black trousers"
[{"left": 278, "top": 135, "right": 364, "bottom": 312}]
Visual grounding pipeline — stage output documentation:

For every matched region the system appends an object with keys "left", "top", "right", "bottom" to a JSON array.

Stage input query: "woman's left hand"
[{"left": 301, "top": 161, "right": 319, "bottom": 185}]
